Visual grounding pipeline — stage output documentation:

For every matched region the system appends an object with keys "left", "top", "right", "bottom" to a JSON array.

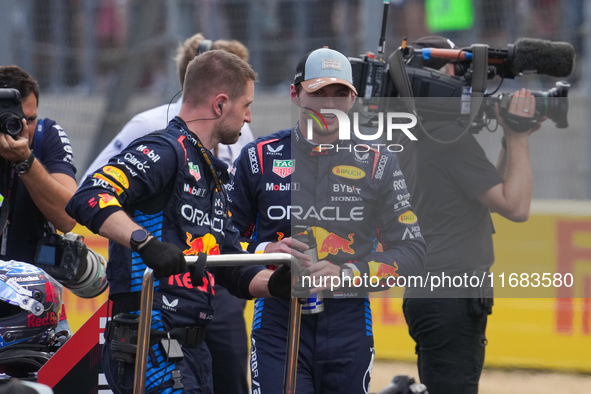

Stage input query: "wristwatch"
[
  {"left": 130, "top": 228, "right": 150, "bottom": 252},
  {"left": 13, "top": 152, "right": 35, "bottom": 175},
  {"left": 340, "top": 265, "right": 354, "bottom": 285}
]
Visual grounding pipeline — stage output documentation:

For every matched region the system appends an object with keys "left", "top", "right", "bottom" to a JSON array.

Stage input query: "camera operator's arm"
[
  {"left": 477, "top": 89, "right": 540, "bottom": 222},
  {"left": 0, "top": 120, "right": 77, "bottom": 232}
]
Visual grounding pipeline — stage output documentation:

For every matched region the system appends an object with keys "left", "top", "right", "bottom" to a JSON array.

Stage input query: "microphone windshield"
[{"left": 513, "top": 38, "right": 575, "bottom": 78}]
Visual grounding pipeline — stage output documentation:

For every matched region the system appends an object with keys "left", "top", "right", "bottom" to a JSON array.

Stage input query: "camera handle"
[{"left": 388, "top": 44, "right": 491, "bottom": 145}]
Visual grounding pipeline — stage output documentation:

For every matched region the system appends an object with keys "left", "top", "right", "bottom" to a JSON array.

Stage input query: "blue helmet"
[{"left": 0, "top": 260, "right": 63, "bottom": 352}]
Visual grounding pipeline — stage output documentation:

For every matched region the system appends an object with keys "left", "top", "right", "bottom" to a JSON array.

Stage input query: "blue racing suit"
[
  {"left": 228, "top": 124, "right": 426, "bottom": 394},
  {"left": 66, "top": 117, "right": 264, "bottom": 394}
]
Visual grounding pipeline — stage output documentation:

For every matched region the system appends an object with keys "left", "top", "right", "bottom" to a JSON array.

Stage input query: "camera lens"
[
  {"left": 0, "top": 113, "right": 23, "bottom": 137},
  {"left": 531, "top": 82, "right": 570, "bottom": 129}
]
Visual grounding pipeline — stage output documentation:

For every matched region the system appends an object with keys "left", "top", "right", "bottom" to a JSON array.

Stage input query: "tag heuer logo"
[
  {"left": 188, "top": 162, "right": 201, "bottom": 181},
  {"left": 272, "top": 159, "right": 295, "bottom": 178}
]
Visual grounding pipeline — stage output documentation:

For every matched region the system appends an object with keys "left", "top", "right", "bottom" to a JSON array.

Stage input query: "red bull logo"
[
  {"left": 370, "top": 261, "right": 400, "bottom": 285},
  {"left": 98, "top": 193, "right": 121, "bottom": 209},
  {"left": 28, "top": 311, "right": 58, "bottom": 328},
  {"left": 44, "top": 280, "right": 60, "bottom": 304},
  {"left": 183, "top": 232, "right": 220, "bottom": 256},
  {"left": 318, "top": 232, "right": 355, "bottom": 255}
]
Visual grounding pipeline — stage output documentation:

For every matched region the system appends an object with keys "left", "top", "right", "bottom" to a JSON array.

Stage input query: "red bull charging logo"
[
  {"left": 369, "top": 261, "right": 399, "bottom": 286},
  {"left": 183, "top": 232, "right": 220, "bottom": 256},
  {"left": 310, "top": 227, "right": 355, "bottom": 259}
]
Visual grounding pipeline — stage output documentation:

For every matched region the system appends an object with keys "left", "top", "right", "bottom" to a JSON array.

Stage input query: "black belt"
[
  {"left": 107, "top": 293, "right": 206, "bottom": 348},
  {"left": 110, "top": 292, "right": 142, "bottom": 315},
  {"left": 104, "top": 317, "right": 206, "bottom": 348}
]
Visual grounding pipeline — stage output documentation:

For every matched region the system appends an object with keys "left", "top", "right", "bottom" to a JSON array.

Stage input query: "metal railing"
[{"left": 133, "top": 253, "right": 302, "bottom": 394}]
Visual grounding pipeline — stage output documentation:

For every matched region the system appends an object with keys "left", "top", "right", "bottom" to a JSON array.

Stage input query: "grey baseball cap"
[{"left": 294, "top": 47, "right": 357, "bottom": 94}]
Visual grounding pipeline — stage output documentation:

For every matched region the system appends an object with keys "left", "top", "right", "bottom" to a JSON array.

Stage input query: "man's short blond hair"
[
  {"left": 182, "top": 50, "right": 257, "bottom": 108},
  {"left": 175, "top": 33, "right": 250, "bottom": 87}
]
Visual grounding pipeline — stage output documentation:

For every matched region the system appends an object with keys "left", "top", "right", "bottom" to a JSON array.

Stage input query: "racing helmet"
[{"left": 0, "top": 260, "right": 63, "bottom": 352}]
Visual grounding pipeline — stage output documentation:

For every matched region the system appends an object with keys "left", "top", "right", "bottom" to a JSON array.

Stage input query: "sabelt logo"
[
  {"left": 332, "top": 165, "right": 365, "bottom": 180},
  {"left": 398, "top": 210, "right": 418, "bottom": 224},
  {"left": 102, "top": 166, "right": 129, "bottom": 189}
]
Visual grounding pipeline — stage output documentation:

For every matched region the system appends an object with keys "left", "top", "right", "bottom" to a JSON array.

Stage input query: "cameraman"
[
  {"left": 395, "top": 36, "right": 544, "bottom": 394},
  {"left": 0, "top": 66, "right": 78, "bottom": 331}
]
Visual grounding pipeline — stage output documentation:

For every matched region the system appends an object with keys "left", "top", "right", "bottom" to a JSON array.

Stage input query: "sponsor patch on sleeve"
[{"left": 102, "top": 166, "right": 130, "bottom": 189}]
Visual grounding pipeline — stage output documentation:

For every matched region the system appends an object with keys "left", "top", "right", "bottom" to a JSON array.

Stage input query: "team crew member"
[
  {"left": 80, "top": 33, "right": 255, "bottom": 394},
  {"left": 229, "top": 47, "right": 426, "bottom": 394},
  {"left": 66, "top": 50, "right": 282, "bottom": 394}
]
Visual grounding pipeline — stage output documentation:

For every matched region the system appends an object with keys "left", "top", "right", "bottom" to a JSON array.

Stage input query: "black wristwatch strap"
[
  {"left": 13, "top": 152, "right": 35, "bottom": 174},
  {"left": 130, "top": 228, "right": 150, "bottom": 252}
]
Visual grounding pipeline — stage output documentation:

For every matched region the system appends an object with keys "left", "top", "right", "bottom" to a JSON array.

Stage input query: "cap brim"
[{"left": 300, "top": 77, "right": 358, "bottom": 95}]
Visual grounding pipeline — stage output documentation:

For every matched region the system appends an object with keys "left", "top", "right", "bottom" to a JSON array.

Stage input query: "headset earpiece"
[{"left": 196, "top": 39, "right": 213, "bottom": 57}]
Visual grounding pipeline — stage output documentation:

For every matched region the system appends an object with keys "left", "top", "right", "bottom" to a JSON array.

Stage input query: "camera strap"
[
  {"left": 33, "top": 118, "right": 45, "bottom": 161},
  {"left": 0, "top": 165, "right": 15, "bottom": 256}
]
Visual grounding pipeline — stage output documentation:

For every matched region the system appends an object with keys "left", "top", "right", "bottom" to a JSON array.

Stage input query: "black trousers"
[
  {"left": 205, "top": 284, "right": 249, "bottom": 394},
  {"left": 403, "top": 298, "right": 491, "bottom": 394}
]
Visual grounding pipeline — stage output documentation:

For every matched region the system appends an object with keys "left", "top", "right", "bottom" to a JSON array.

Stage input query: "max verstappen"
[{"left": 228, "top": 47, "right": 426, "bottom": 394}]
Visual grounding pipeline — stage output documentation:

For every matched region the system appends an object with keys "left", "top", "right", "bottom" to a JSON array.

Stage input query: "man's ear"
[{"left": 290, "top": 84, "right": 300, "bottom": 107}]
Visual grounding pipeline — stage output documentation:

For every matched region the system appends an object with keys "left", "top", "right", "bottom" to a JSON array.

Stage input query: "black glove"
[
  {"left": 138, "top": 237, "right": 187, "bottom": 279},
  {"left": 268, "top": 265, "right": 292, "bottom": 300},
  {"left": 292, "top": 268, "right": 311, "bottom": 298}
]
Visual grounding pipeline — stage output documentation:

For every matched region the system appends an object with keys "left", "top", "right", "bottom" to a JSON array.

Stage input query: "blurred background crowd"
[{"left": 0, "top": 0, "right": 586, "bottom": 200}]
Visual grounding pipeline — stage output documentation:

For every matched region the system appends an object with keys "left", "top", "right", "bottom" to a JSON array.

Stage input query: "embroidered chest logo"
[
  {"left": 272, "top": 159, "right": 295, "bottom": 178},
  {"left": 188, "top": 162, "right": 201, "bottom": 182}
]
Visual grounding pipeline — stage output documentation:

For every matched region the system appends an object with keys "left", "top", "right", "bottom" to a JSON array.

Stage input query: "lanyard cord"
[{"left": 179, "top": 127, "right": 228, "bottom": 214}]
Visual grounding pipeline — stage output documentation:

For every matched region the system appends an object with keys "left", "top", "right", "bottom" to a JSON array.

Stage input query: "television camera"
[{"left": 348, "top": 2, "right": 575, "bottom": 135}]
